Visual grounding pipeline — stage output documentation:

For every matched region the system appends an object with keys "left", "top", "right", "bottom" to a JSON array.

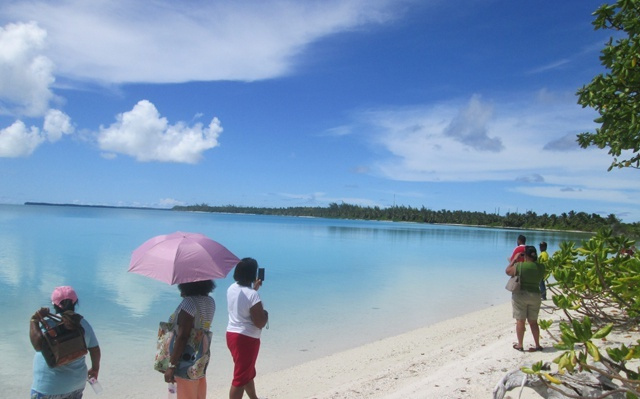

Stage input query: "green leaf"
[
  {"left": 586, "top": 341, "right": 601, "bottom": 362},
  {"left": 592, "top": 323, "right": 613, "bottom": 339}
]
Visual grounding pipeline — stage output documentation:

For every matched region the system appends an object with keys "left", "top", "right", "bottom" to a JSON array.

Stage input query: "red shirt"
[{"left": 510, "top": 245, "right": 525, "bottom": 262}]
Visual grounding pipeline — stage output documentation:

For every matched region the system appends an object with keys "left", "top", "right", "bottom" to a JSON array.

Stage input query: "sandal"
[
  {"left": 528, "top": 346, "right": 544, "bottom": 352},
  {"left": 512, "top": 344, "right": 524, "bottom": 351}
]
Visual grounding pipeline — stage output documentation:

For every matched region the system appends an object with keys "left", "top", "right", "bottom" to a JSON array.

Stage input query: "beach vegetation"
[
  {"left": 576, "top": 0, "right": 640, "bottom": 171},
  {"left": 525, "top": 228, "right": 640, "bottom": 398},
  {"left": 523, "top": 318, "right": 639, "bottom": 397},
  {"left": 173, "top": 203, "right": 640, "bottom": 235},
  {"left": 546, "top": 229, "right": 640, "bottom": 328}
]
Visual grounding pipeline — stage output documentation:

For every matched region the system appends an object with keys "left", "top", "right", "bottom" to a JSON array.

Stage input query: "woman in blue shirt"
[{"left": 29, "top": 286, "right": 101, "bottom": 399}]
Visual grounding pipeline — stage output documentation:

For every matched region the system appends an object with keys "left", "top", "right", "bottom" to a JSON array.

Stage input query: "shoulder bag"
[
  {"left": 39, "top": 312, "right": 88, "bottom": 368},
  {"left": 154, "top": 321, "right": 212, "bottom": 379},
  {"left": 505, "top": 264, "right": 521, "bottom": 292}
]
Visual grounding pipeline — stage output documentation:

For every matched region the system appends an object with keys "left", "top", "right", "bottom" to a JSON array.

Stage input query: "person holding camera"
[{"left": 226, "top": 258, "right": 268, "bottom": 399}]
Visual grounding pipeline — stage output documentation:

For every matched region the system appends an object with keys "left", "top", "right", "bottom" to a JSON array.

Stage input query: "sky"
[{"left": 1, "top": 0, "right": 638, "bottom": 223}]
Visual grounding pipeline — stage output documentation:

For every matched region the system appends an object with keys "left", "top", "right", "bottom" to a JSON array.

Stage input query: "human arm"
[
  {"left": 29, "top": 307, "right": 50, "bottom": 351},
  {"left": 249, "top": 301, "right": 268, "bottom": 329},
  {"left": 164, "top": 309, "right": 194, "bottom": 383},
  {"left": 88, "top": 346, "right": 101, "bottom": 379},
  {"left": 505, "top": 257, "right": 520, "bottom": 276}
]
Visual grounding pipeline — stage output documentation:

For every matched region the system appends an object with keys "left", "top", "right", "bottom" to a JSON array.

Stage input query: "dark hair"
[
  {"left": 234, "top": 257, "right": 258, "bottom": 287},
  {"left": 54, "top": 299, "right": 77, "bottom": 314},
  {"left": 517, "top": 235, "right": 526, "bottom": 244},
  {"left": 178, "top": 280, "right": 215, "bottom": 297},
  {"left": 525, "top": 245, "right": 538, "bottom": 261},
  {"left": 539, "top": 241, "right": 547, "bottom": 251}
]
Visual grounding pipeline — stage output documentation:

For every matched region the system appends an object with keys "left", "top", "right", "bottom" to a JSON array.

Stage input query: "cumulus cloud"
[
  {"left": 0, "top": 21, "right": 55, "bottom": 117},
  {"left": 0, "top": 120, "right": 43, "bottom": 157},
  {"left": 97, "top": 100, "right": 223, "bottom": 163},
  {"left": 2, "top": 0, "right": 401, "bottom": 84},
  {"left": 43, "top": 109, "right": 74, "bottom": 141},
  {"left": 0, "top": 108, "right": 73, "bottom": 157}
]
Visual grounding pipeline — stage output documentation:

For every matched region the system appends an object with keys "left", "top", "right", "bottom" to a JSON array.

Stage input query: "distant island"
[
  {"left": 24, "top": 202, "right": 170, "bottom": 211},
  {"left": 173, "top": 203, "right": 639, "bottom": 235},
  {"left": 24, "top": 201, "right": 639, "bottom": 236}
]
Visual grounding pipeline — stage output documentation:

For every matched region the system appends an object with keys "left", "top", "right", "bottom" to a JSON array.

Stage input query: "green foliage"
[
  {"left": 172, "top": 203, "right": 638, "bottom": 233},
  {"left": 533, "top": 227, "right": 640, "bottom": 397},
  {"left": 576, "top": 0, "right": 640, "bottom": 170},
  {"left": 547, "top": 229, "right": 640, "bottom": 327},
  {"left": 535, "top": 316, "right": 639, "bottom": 396}
]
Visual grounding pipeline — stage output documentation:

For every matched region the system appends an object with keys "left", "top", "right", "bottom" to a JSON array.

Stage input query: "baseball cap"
[{"left": 51, "top": 286, "right": 78, "bottom": 307}]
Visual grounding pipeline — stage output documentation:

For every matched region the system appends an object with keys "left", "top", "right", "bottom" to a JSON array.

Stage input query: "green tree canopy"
[{"left": 577, "top": 0, "right": 640, "bottom": 170}]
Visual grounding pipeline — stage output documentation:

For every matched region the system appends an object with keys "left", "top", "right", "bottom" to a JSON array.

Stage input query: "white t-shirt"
[{"left": 226, "top": 283, "right": 262, "bottom": 339}]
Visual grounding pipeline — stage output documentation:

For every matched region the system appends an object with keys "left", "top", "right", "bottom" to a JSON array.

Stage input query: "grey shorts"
[{"left": 512, "top": 291, "right": 542, "bottom": 320}]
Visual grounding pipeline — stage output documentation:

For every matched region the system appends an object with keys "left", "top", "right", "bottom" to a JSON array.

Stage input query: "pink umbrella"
[{"left": 128, "top": 231, "right": 240, "bottom": 285}]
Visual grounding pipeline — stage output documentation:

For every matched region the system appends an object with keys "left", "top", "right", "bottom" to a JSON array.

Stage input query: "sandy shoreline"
[
  {"left": 18, "top": 300, "right": 635, "bottom": 399},
  {"left": 207, "top": 301, "right": 561, "bottom": 399}
]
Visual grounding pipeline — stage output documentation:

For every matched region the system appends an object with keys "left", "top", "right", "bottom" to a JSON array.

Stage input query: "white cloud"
[
  {"left": 98, "top": 100, "right": 223, "bottom": 163},
  {"left": 344, "top": 91, "right": 638, "bottom": 205},
  {"left": 43, "top": 109, "right": 74, "bottom": 141},
  {"left": 0, "top": 22, "right": 55, "bottom": 116},
  {"left": 278, "top": 191, "right": 382, "bottom": 207},
  {"left": 512, "top": 185, "right": 638, "bottom": 205},
  {"left": 0, "top": 120, "right": 44, "bottom": 157},
  {"left": 158, "top": 198, "right": 184, "bottom": 207},
  {"left": 443, "top": 94, "right": 503, "bottom": 152},
  {"left": 355, "top": 94, "right": 602, "bottom": 180},
  {"left": 2, "top": 0, "right": 401, "bottom": 84}
]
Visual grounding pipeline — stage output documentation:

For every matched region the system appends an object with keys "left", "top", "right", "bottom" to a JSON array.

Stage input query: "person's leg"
[
  {"left": 176, "top": 377, "right": 199, "bottom": 398},
  {"left": 515, "top": 319, "right": 526, "bottom": 349},
  {"left": 512, "top": 294, "right": 527, "bottom": 349},
  {"left": 197, "top": 377, "right": 207, "bottom": 399},
  {"left": 526, "top": 294, "right": 543, "bottom": 349},
  {"left": 243, "top": 379, "right": 258, "bottom": 399},
  {"left": 528, "top": 319, "right": 540, "bottom": 348},
  {"left": 539, "top": 280, "right": 547, "bottom": 300},
  {"left": 229, "top": 385, "right": 244, "bottom": 399}
]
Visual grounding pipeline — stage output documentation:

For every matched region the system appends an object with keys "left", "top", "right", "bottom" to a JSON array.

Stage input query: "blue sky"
[{"left": 1, "top": 0, "right": 638, "bottom": 222}]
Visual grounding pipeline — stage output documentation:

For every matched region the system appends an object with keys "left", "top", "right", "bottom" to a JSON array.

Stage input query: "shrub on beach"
[{"left": 525, "top": 229, "right": 640, "bottom": 398}]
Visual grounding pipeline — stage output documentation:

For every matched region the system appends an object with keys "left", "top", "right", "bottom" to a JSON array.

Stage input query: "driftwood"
[{"left": 493, "top": 362, "right": 626, "bottom": 399}]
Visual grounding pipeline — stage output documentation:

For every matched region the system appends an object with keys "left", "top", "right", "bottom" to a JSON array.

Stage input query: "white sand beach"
[
  {"left": 207, "top": 301, "right": 636, "bottom": 399},
  {"left": 216, "top": 301, "right": 551, "bottom": 399},
  {"left": 21, "top": 300, "right": 635, "bottom": 399}
]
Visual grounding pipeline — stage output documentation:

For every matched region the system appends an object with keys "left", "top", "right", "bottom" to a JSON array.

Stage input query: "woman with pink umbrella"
[
  {"left": 163, "top": 280, "right": 216, "bottom": 399},
  {"left": 128, "top": 231, "right": 240, "bottom": 399}
]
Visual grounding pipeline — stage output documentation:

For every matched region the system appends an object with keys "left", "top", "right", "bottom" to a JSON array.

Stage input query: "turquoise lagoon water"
[{"left": 0, "top": 204, "right": 590, "bottom": 396}]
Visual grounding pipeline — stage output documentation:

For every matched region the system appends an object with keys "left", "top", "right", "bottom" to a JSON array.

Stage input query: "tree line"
[{"left": 172, "top": 202, "right": 639, "bottom": 234}]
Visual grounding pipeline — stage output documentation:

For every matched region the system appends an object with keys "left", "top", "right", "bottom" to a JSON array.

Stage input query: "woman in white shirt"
[{"left": 226, "top": 258, "right": 268, "bottom": 399}]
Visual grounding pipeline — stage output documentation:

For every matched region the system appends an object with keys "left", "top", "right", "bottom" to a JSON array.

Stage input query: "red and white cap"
[{"left": 51, "top": 286, "right": 78, "bottom": 307}]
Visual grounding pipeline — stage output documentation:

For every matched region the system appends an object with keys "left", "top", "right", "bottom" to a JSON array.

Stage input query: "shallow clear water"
[{"left": 0, "top": 204, "right": 590, "bottom": 395}]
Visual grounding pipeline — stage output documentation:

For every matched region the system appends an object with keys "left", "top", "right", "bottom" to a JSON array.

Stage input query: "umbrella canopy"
[{"left": 128, "top": 231, "right": 240, "bottom": 285}]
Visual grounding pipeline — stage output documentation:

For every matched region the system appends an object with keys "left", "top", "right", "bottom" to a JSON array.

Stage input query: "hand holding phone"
[{"left": 258, "top": 267, "right": 265, "bottom": 282}]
